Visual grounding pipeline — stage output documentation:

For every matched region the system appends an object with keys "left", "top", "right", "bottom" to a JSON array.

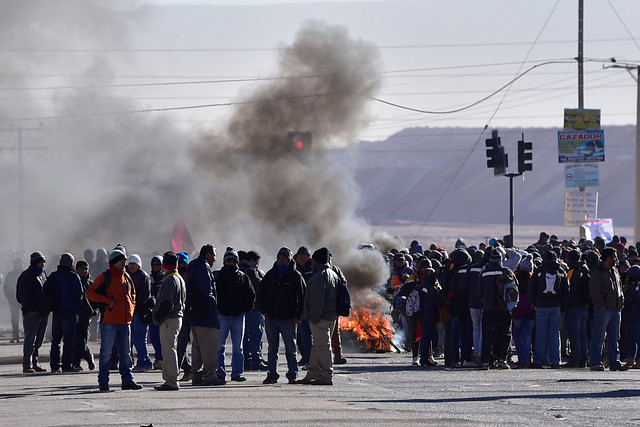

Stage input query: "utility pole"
[
  {"left": 604, "top": 62, "right": 640, "bottom": 244},
  {"left": 578, "top": 0, "right": 584, "bottom": 109},
  {"left": 0, "top": 125, "right": 45, "bottom": 251}
]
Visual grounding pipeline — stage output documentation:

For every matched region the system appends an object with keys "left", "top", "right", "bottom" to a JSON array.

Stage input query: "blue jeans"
[
  {"left": 265, "top": 317, "right": 298, "bottom": 379},
  {"left": 243, "top": 310, "right": 265, "bottom": 366},
  {"left": 216, "top": 315, "right": 245, "bottom": 379},
  {"left": 627, "top": 322, "right": 640, "bottom": 359},
  {"left": 149, "top": 323, "right": 162, "bottom": 361},
  {"left": 590, "top": 309, "right": 621, "bottom": 367},
  {"left": 469, "top": 308, "right": 482, "bottom": 358},
  {"left": 450, "top": 314, "right": 473, "bottom": 363},
  {"left": 533, "top": 306, "right": 561, "bottom": 365},
  {"left": 50, "top": 312, "right": 77, "bottom": 370},
  {"left": 565, "top": 308, "right": 588, "bottom": 365},
  {"left": 130, "top": 314, "right": 152, "bottom": 368},
  {"left": 512, "top": 318, "right": 534, "bottom": 365},
  {"left": 98, "top": 323, "right": 134, "bottom": 385}
]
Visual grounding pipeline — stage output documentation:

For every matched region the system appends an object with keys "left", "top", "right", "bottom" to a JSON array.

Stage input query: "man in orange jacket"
[{"left": 87, "top": 247, "right": 143, "bottom": 392}]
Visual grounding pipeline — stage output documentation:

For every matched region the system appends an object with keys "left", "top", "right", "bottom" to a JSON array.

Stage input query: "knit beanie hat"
[
  {"left": 151, "top": 255, "right": 163, "bottom": 266},
  {"left": 312, "top": 247, "right": 330, "bottom": 264},
  {"left": 489, "top": 248, "right": 503, "bottom": 263},
  {"left": 30, "top": 251, "right": 46, "bottom": 265},
  {"left": 277, "top": 247, "right": 293, "bottom": 261},
  {"left": 109, "top": 248, "right": 127, "bottom": 265},
  {"left": 566, "top": 249, "right": 581, "bottom": 265},
  {"left": 296, "top": 246, "right": 311, "bottom": 257},
  {"left": 127, "top": 254, "right": 142, "bottom": 268},
  {"left": 627, "top": 265, "right": 640, "bottom": 280},
  {"left": 519, "top": 254, "right": 534, "bottom": 272},
  {"left": 163, "top": 251, "right": 178, "bottom": 270},
  {"left": 177, "top": 251, "right": 189, "bottom": 265},
  {"left": 224, "top": 249, "right": 239, "bottom": 263}
]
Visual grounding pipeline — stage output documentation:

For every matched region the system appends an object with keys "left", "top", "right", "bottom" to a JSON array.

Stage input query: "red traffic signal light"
[
  {"left": 295, "top": 140, "right": 304, "bottom": 150},
  {"left": 288, "top": 131, "right": 311, "bottom": 153}
]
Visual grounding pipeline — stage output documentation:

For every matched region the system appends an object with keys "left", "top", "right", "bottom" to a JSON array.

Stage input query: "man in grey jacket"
[
  {"left": 153, "top": 252, "right": 186, "bottom": 390},
  {"left": 298, "top": 247, "right": 339, "bottom": 386},
  {"left": 589, "top": 247, "right": 628, "bottom": 371}
]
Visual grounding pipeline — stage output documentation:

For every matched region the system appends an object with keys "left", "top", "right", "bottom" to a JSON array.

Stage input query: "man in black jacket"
[
  {"left": 260, "top": 247, "right": 306, "bottom": 384},
  {"left": 17, "top": 251, "right": 49, "bottom": 373},
  {"left": 127, "top": 254, "right": 153, "bottom": 373},
  {"left": 564, "top": 249, "right": 591, "bottom": 368},
  {"left": 215, "top": 249, "right": 255, "bottom": 382},
  {"left": 240, "top": 250, "right": 267, "bottom": 371}
]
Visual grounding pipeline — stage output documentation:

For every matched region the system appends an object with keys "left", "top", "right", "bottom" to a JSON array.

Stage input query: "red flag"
[{"left": 171, "top": 219, "right": 196, "bottom": 254}]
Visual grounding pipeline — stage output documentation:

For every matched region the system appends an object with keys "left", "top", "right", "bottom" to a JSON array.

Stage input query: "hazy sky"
[{"left": 82, "top": 0, "right": 640, "bottom": 141}]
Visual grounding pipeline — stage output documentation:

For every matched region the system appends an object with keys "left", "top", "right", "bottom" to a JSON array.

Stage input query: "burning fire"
[{"left": 340, "top": 306, "right": 396, "bottom": 351}]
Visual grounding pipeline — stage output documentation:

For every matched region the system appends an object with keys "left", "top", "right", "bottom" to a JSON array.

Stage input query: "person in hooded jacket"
[
  {"left": 44, "top": 253, "right": 83, "bottom": 372},
  {"left": 623, "top": 265, "right": 640, "bottom": 368},
  {"left": 447, "top": 248, "right": 474, "bottom": 367},
  {"left": 563, "top": 249, "right": 591, "bottom": 368},
  {"left": 215, "top": 249, "right": 255, "bottom": 382},
  {"left": 148, "top": 255, "right": 164, "bottom": 370},
  {"left": 127, "top": 254, "right": 153, "bottom": 372},
  {"left": 240, "top": 250, "right": 267, "bottom": 371},
  {"left": 512, "top": 254, "right": 534, "bottom": 367},
  {"left": 72, "top": 260, "right": 97, "bottom": 371},
  {"left": 260, "top": 247, "right": 306, "bottom": 384},
  {"left": 529, "top": 251, "right": 569, "bottom": 368},
  {"left": 466, "top": 249, "right": 487, "bottom": 365},
  {"left": 17, "top": 251, "right": 49, "bottom": 373},
  {"left": 415, "top": 266, "right": 445, "bottom": 366}
]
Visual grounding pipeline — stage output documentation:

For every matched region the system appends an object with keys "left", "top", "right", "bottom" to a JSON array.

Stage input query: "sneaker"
[
  {"left": 287, "top": 376, "right": 298, "bottom": 384},
  {"left": 154, "top": 383, "right": 179, "bottom": 391},
  {"left": 121, "top": 381, "right": 143, "bottom": 390},
  {"left": 550, "top": 364, "right": 561, "bottom": 369},
  {"left": 262, "top": 376, "right": 278, "bottom": 384},
  {"left": 153, "top": 360, "right": 163, "bottom": 370},
  {"left": 310, "top": 378, "right": 333, "bottom": 386},
  {"left": 200, "top": 377, "right": 226, "bottom": 386},
  {"left": 231, "top": 375, "right": 247, "bottom": 382},
  {"left": 590, "top": 364, "right": 605, "bottom": 371},
  {"left": 23, "top": 368, "right": 35, "bottom": 373},
  {"left": 179, "top": 372, "right": 193, "bottom": 382},
  {"left": 333, "top": 356, "right": 347, "bottom": 365},
  {"left": 412, "top": 356, "right": 420, "bottom": 366},
  {"left": 497, "top": 360, "right": 510, "bottom": 370},
  {"left": 33, "top": 365, "right": 47, "bottom": 373},
  {"left": 610, "top": 363, "right": 630, "bottom": 371},
  {"left": 99, "top": 383, "right": 111, "bottom": 392},
  {"left": 462, "top": 360, "right": 476, "bottom": 368},
  {"left": 132, "top": 365, "right": 150, "bottom": 373}
]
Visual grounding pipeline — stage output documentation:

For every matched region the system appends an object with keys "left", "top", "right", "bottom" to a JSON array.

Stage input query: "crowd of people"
[
  {"left": 388, "top": 232, "right": 640, "bottom": 372},
  {"left": 2, "top": 244, "right": 349, "bottom": 391}
]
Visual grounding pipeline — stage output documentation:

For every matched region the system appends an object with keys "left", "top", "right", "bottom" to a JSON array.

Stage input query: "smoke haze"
[{"left": 0, "top": 4, "right": 389, "bottom": 291}]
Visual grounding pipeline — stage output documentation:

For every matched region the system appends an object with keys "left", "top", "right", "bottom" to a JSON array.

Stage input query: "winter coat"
[
  {"left": 185, "top": 255, "right": 219, "bottom": 328},
  {"left": 528, "top": 260, "right": 569, "bottom": 309},
  {"left": 86, "top": 266, "right": 135, "bottom": 325},
  {"left": 512, "top": 270, "right": 534, "bottom": 319},
  {"left": 589, "top": 263, "right": 624, "bottom": 311},
  {"left": 259, "top": 260, "right": 306, "bottom": 320},
  {"left": 480, "top": 261, "right": 505, "bottom": 312},
  {"left": 466, "top": 261, "right": 486, "bottom": 310},
  {"left": 16, "top": 266, "right": 47, "bottom": 315},
  {"left": 239, "top": 259, "right": 265, "bottom": 312},
  {"left": 78, "top": 276, "right": 98, "bottom": 320},
  {"left": 153, "top": 271, "right": 185, "bottom": 325},
  {"left": 303, "top": 263, "right": 339, "bottom": 324},
  {"left": 43, "top": 265, "right": 83, "bottom": 315},
  {"left": 448, "top": 263, "right": 472, "bottom": 317},
  {"left": 623, "top": 279, "right": 640, "bottom": 324},
  {"left": 128, "top": 268, "right": 152, "bottom": 314},
  {"left": 566, "top": 261, "right": 591, "bottom": 310},
  {"left": 4, "top": 269, "right": 21, "bottom": 308},
  {"left": 215, "top": 265, "right": 255, "bottom": 317}
]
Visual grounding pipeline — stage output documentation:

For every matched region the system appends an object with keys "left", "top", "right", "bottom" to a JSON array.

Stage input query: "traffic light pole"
[{"left": 505, "top": 172, "right": 522, "bottom": 248}]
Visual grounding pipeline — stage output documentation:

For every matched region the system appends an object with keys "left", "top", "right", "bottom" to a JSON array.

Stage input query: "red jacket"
[{"left": 87, "top": 266, "right": 135, "bottom": 325}]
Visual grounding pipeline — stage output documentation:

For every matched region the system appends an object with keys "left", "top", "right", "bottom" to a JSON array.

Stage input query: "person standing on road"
[
  {"left": 298, "top": 247, "right": 339, "bottom": 385},
  {"left": 215, "top": 249, "right": 255, "bottom": 382},
  {"left": 240, "top": 250, "right": 267, "bottom": 371},
  {"left": 17, "top": 251, "right": 49, "bottom": 373},
  {"left": 86, "top": 247, "right": 143, "bottom": 392},
  {"left": 153, "top": 252, "right": 186, "bottom": 391},
  {"left": 127, "top": 254, "right": 153, "bottom": 373},
  {"left": 72, "top": 260, "right": 97, "bottom": 370},
  {"left": 4, "top": 257, "right": 25, "bottom": 343},
  {"left": 260, "top": 247, "right": 306, "bottom": 384},
  {"left": 589, "top": 247, "right": 629, "bottom": 371},
  {"left": 149, "top": 255, "right": 164, "bottom": 370}
]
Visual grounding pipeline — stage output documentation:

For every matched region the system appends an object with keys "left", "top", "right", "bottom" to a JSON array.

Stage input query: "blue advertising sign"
[
  {"left": 565, "top": 163, "right": 600, "bottom": 188},
  {"left": 558, "top": 130, "right": 605, "bottom": 163}
]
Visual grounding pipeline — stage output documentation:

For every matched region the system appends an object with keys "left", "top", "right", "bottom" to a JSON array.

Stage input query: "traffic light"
[
  {"left": 517, "top": 139, "right": 533, "bottom": 173},
  {"left": 485, "top": 129, "right": 507, "bottom": 176},
  {"left": 287, "top": 131, "right": 312, "bottom": 153}
]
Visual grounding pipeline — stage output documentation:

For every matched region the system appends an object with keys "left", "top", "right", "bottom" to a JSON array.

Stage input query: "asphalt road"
[{"left": 0, "top": 333, "right": 639, "bottom": 426}]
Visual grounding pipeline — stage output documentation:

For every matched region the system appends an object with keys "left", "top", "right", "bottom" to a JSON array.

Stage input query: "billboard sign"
[
  {"left": 564, "top": 108, "right": 600, "bottom": 130},
  {"left": 564, "top": 163, "right": 600, "bottom": 188},
  {"left": 558, "top": 130, "right": 605, "bottom": 163},
  {"left": 564, "top": 190, "right": 598, "bottom": 227}
]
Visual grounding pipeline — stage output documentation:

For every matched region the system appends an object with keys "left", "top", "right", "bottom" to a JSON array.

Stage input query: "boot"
[
  {"left": 624, "top": 357, "right": 635, "bottom": 368},
  {"left": 633, "top": 358, "right": 640, "bottom": 369}
]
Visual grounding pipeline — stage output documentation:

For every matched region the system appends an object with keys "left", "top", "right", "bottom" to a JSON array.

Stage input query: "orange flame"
[{"left": 340, "top": 306, "right": 395, "bottom": 351}]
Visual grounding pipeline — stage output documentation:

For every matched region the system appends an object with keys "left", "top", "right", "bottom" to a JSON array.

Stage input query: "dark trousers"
[
  {"left": 450, "top": 314, "right": 474, "bottom": 363},
  {"left": 73, "top": 314, "right": 93, "bottom": 366},
  {"left": 22, "top": 313, "right": 48, "bottom": 370},
  {"left": 481, "top": 309, "right": 512, "bottom": 363},
  {"left": 331, "top": 319, "right": 343, "bottom": 358},
  {"left": 177, "top": 316, "right": 192, "bottom": 374},
  {"left": 406, "top": 316, "right": 419, "bottom": 358},
  {"left": 418, "top": 309, "right": 438, "bottom": 363},
  {"left": 50, "top": 312, "right": 78, "bottom": 370}
]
